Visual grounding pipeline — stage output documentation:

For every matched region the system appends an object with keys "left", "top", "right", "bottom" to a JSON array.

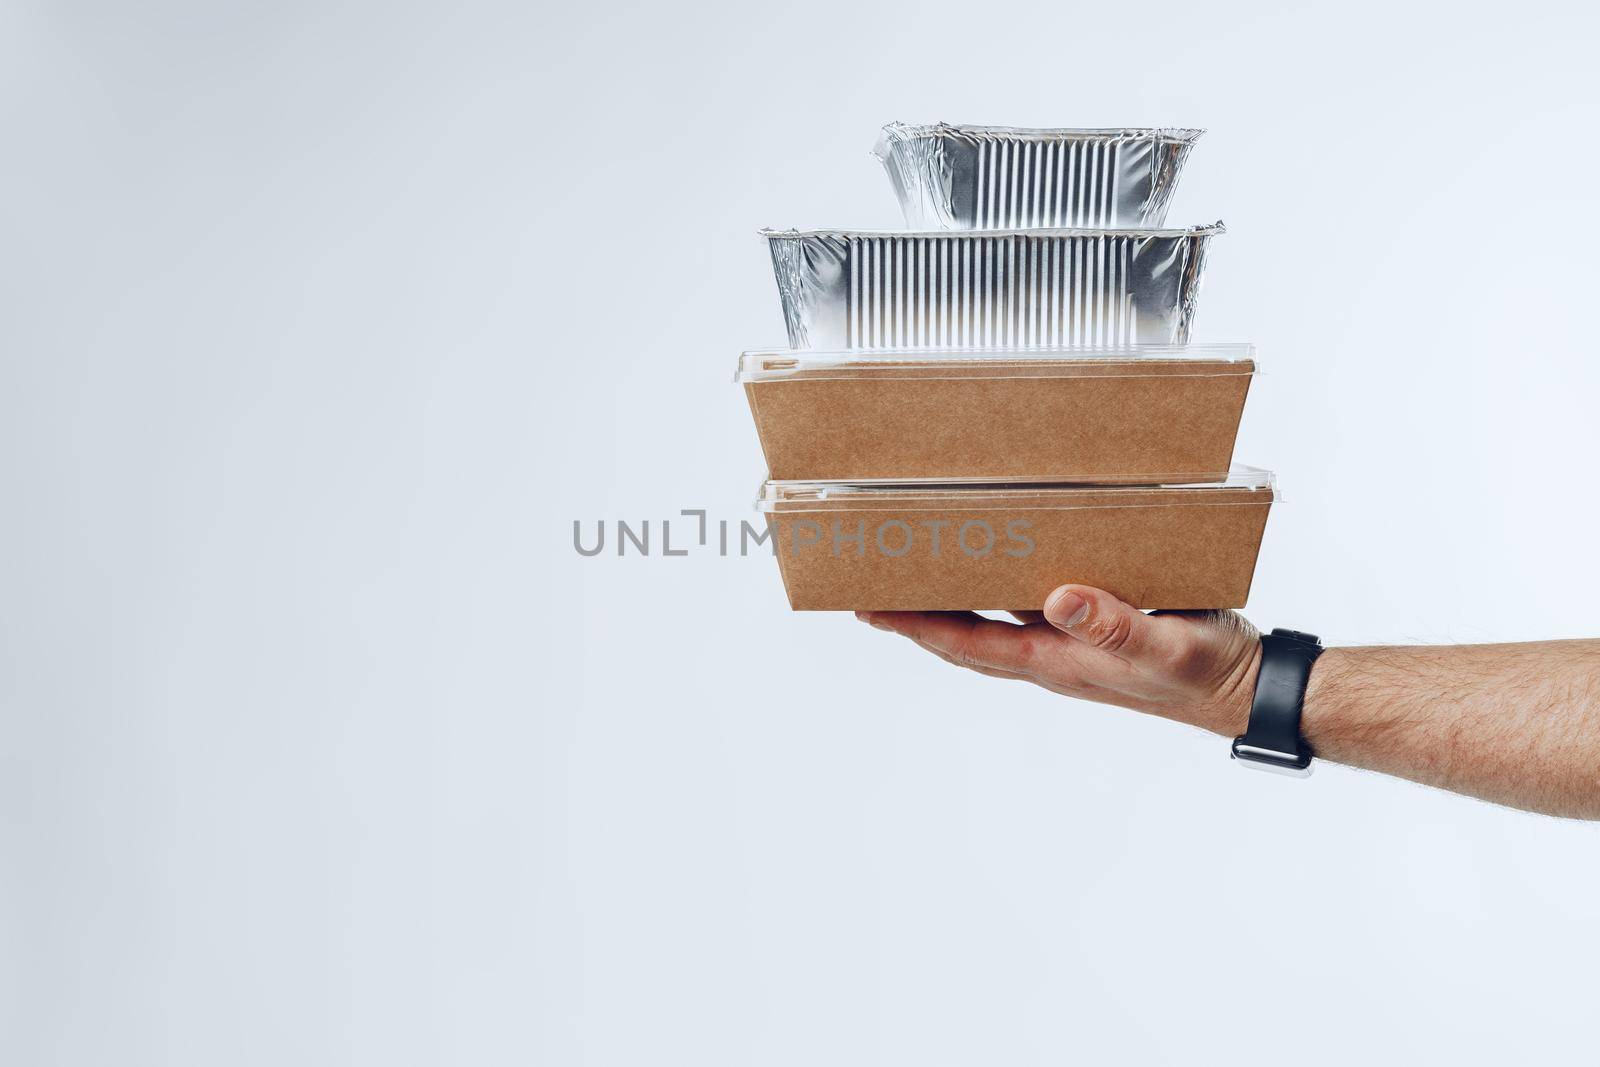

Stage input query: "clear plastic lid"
[
  {"left": 737, "top": 343, "right": 1257, "bottom": 382},
  {"left": 756, "top": 466, "right": 1278, "bottom": 511}
]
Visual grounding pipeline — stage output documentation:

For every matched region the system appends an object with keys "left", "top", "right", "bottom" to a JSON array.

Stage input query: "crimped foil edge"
[
  {"left": 872, "top": 121, "right": 1206, "bottom": 161},
  {"left": 760, "top": 222, "right": 1226, "bottom": 240}
]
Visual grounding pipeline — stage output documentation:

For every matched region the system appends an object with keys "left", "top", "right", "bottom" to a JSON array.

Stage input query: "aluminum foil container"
[
  {"left": 874, "top": 123, "right": 1204, "bottom": 230},
  {"left": 764, "top": 224, "right": 1221, "bottom": 350}
]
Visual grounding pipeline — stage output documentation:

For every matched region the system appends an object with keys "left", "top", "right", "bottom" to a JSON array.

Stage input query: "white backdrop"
[{"left": 5, "top": 1, "right": 1600, "bottom": 1064}]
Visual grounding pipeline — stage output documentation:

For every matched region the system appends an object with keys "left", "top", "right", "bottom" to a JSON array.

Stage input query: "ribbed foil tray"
[
  {"left": 764, "top": 225, "right": 1221, "bottom": 350},
  {"left": 874, "top": 123, "right": 1203, "bottom": 230}
]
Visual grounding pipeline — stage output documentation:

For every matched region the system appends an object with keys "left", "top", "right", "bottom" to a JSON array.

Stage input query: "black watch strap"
[{"left": 1231, "top": 628, "right": 1323, "bottom": 776}]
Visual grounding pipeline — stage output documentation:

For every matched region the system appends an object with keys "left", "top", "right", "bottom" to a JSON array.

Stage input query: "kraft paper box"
[
  {"left": 740, "top": 345, "right": 1255, "bottom": 484},
  {"left": 758, "top": 471, "right": 1275, "bottom": 611}
]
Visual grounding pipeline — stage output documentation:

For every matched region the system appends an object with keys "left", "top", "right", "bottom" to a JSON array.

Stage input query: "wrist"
[{"left": 1200, "top": 640, "right": 1262, "bottom": 738}]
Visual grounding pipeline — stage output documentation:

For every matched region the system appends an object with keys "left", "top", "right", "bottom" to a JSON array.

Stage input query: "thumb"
[{"left": 1043, "top": 585, "right": 1162, "bottom": 659}]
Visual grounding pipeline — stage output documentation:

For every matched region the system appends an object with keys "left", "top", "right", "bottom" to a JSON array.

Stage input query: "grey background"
[{"left": 5, "top": 1, "right": 1600, "bottom": 1064}]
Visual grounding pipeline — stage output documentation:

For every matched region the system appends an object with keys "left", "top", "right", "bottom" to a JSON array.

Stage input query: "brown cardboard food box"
[
  {"left": 740, "top": 345, "right": 1255, "bottom": 483},
  {"left": 759, "top": 473, "right": 1274, "bottom": 611}
]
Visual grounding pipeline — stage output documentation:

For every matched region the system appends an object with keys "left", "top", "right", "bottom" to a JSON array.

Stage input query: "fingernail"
[{"left": 1046, "top": 590, "right": 1090, "bottom": 628}]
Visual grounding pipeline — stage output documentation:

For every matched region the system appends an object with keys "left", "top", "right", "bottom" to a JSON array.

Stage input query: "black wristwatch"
[{"left": 1231, "top": 628, "right": 1324, "bottom": 777}]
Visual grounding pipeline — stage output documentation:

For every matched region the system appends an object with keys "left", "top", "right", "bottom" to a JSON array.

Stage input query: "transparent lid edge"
[
  {"left": 736, "top": 343, "right": 1258, "bottom": 380},
  {"left": 757, "top": 466, "right": 1279, "bottom": 509}
]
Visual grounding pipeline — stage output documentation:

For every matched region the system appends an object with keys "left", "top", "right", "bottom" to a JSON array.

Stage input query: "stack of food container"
[{"left": 740, "top": 123, "right": 1276, "bottom": 611}]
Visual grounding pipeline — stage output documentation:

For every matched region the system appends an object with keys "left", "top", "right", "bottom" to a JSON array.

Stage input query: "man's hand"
[
  {"left": 863, "top": 586, "right": 1600, "bottom": 819},
  {"left": 858, "top": 584, "right": 1263, "bottom": 738}
]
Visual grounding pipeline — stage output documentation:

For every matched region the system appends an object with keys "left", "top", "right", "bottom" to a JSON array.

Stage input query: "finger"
[
  {"left": 1041, "top": 585, "right": 1179, "bottom": 664},
  {"left": 904, "top": 634, "right": 1034, "bottom": 683},
  {"left": 1008, "top": 610, "right": 1046, "bottom": 624},
  {"left": 857, "top": 611, "right": 1040, "bottom": 675}
]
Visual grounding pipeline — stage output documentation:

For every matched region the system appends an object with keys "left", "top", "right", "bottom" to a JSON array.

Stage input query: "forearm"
[{"left": 1299, "top": 641, "right": 1600, "bottom": 818}]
